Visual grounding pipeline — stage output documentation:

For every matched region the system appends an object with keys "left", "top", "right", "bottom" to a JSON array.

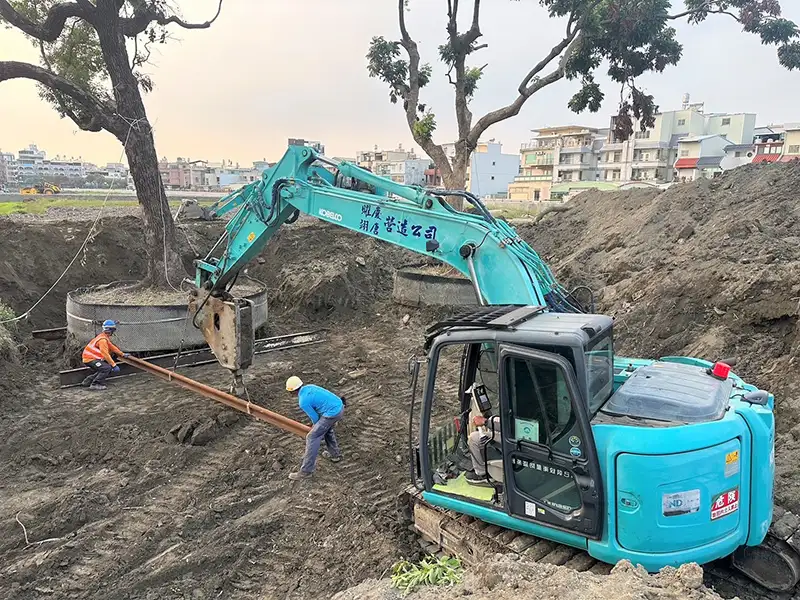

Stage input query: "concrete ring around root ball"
[
  {"left": 66, "top": 279, "right": 268, "bottom": 352},
  {"left": 392, "top": 265, "right": 480, "bottom": 308}
]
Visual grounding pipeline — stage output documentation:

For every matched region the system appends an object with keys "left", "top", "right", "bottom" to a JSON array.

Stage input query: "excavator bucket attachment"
[
  {"left": 176, "top": 199, "right": 214, "bottom": 221},
  {"left": 189, "top": 293, "right": 254, "bottom": 374}
]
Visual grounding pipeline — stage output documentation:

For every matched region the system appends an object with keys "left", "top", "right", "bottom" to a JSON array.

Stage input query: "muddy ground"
[{"left": 0, "top": 162, "right": 798, "bottom": 599}]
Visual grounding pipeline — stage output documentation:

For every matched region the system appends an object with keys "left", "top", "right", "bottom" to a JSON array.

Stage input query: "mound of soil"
[
  {"left": 246, "top": 220, "right": 419, "bottom": 330},
  {"left": 74, "top": 281, "right": 262, "bottom": 306},
  {"left": 334, "top": 557, "right": 722, "bottom": 600},
  {"left": 518, "top": 161, "right": 800, "bottom": 510}
]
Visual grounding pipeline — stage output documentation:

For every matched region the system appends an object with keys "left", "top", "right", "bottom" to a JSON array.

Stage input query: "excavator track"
[{"left": 400, "top": 487, "right": 800, "bottom": 599}]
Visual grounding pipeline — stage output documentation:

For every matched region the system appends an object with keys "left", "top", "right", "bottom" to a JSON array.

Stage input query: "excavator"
[
  {"left": 184, "top": 144, "right": 799, "bottom": 594},
  {"left": 20, "top": 182, "right": 61, "bottom": 195}
]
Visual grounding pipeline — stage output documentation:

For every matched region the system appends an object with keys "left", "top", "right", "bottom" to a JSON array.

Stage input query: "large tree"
[
  {"left": 368, "top": 0, "right": 800, "bottom": 197},
  {"left": 0, "top": 0, "right": 222, "bottom": 287}
]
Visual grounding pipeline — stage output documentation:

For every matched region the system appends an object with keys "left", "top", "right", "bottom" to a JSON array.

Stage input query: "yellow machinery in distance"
[{"left": 20, "top": 182, "right": 61, "bottom": 195}]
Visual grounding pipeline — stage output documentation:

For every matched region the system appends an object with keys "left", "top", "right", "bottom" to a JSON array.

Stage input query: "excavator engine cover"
[{"left": 189, "top": 294, "right": 254, "bottom": 372}]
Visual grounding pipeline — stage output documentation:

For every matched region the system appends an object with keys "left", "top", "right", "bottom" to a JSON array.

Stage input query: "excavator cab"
[{"left": 413, "top": 305, "right": 606, "bottom": 539}]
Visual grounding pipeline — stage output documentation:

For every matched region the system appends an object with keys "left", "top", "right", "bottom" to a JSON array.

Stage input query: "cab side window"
[{"left": 507, "top": 357, "right": 573, "bottom": 447}]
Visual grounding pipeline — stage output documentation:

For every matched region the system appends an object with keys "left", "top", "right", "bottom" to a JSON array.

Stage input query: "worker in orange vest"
[{"left": 81, "top": 319, "right": 128, "bottom": 390}]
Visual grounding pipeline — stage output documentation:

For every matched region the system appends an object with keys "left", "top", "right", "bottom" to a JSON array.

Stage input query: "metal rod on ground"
[{"left": 122, "top": 355, "right": 311, "bottom": 438}]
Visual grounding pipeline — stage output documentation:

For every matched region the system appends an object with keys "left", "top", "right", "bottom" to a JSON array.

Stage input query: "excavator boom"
[{"left": 193, "top": 145, "right": 581, "bottom": 312}]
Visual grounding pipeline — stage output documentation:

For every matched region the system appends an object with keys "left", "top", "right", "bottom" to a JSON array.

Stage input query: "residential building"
[
  {"left": 674, "top": 134, "right": 730, "bottom": 181},
  {"left": 288, "top": 138, "right": 325, "bottom": 155},
  {"left": 159, "top": 157, "right": 208, "bottom": 189},
  {"left": 719, "top": 143, "right": 757, "bottom": 171},
  {"left": 751, "top": 126, "right": 785, "bottom": 164},
  {"left": 465, "top": 142, "right": 520, "bottom": 198},
  {"left": 387, "top": 157, "right": 430, "bottom": 185},
  {"left": 357, "top": 144, "right": 419, "bottom": 177},
  {"left": 0, "top": 151, "right": 17, "bottom": 185},
  {"left": 781, "top": 123, "right": 800, "bottom": 162},
  {"left": 508, "top": 126, "right": 604, "bottom": 201},
  {"left": 16, "top": 143, "right": 47, "bottom": 182},
  {"left": 600, "top": 96, "right": 755, "bottom": 183}
]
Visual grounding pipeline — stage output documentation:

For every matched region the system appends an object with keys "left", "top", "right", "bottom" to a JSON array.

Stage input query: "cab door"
[{"left": 498, "top": 344, "right": 604, "bottom": 539}]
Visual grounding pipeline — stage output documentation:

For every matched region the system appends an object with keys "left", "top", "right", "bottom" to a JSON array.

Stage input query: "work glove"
[{"left": 111, "top": 365, "right": 121, "bottom": 374}]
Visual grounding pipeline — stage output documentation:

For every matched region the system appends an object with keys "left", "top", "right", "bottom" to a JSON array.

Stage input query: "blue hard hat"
[{"left": 102, "top": 319, "right": 118, "bottom": 331}]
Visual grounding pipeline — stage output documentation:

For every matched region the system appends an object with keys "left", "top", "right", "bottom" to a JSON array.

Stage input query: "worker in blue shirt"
[{"left": 286, "top": 375, "right": 344, "bottom": 480}]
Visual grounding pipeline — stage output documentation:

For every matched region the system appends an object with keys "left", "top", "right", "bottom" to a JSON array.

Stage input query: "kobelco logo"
[{"left": 318, "top": 208, "right": 343, "bottom": 222}]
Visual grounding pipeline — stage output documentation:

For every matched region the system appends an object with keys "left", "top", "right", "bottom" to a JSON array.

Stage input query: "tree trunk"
[
  {"left": 441, "top": 155, "right": 469, "bottom": 211},
  {"left": 125, "top": 132, "right": 186, "bottom": 287},
  {"left": 94, "top": 0, "right": 186, "bottom": 289}
]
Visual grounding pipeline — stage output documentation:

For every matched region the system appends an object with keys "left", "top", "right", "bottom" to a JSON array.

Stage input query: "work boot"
[
  {"left": 322, "top": 450, "right": 342, "bottom": 463},
  {"left": 81, "top": 375, "right": 94, "bottom": 387},
  {"left": 288, "top": 471, "right": 312, "bottom": 481},
  {"left": 465, "top": 470, "right": 493, "bottom": 487},
  {"left": 89, "top": 383, "right": 107, "bottom": 391}
]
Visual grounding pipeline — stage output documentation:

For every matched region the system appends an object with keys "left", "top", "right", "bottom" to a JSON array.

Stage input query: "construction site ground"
[{"left": 0, "top": 161, "right": 798, "bottom": 599}]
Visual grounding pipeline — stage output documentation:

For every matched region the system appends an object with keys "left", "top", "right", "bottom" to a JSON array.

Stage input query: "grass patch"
[
  {"left": 391, "top": 555, "right": 463, "bottom": 596},
  {"left": 0, "top": 198, "right": 207, "bottom": 216}
]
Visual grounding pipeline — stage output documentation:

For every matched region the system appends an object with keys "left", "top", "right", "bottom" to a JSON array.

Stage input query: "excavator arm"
[
  {"left": 194, "top": 145, "right": 580, "bottom": 309},
  {"left": 189, "top": 144, "right": 583, "bottom": 391}
]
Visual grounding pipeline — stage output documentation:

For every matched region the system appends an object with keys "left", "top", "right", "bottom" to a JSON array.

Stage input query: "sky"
[{"left": 1, "top": 0, "right": 799, "bottom": 166}]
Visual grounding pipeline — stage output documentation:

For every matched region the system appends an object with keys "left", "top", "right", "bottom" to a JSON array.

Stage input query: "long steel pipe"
[{"left": 123, "top": 356, "right": 310, "bottom": 437}]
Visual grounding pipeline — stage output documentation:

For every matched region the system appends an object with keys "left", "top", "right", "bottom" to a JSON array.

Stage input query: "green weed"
[{"left": 390, "top": 555, "right": 463, "bottom": 596}]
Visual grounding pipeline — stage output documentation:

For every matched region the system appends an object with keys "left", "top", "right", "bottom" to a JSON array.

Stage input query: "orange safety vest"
[{"left": 82, "top": 332, "right": 120, "bottom": 365}]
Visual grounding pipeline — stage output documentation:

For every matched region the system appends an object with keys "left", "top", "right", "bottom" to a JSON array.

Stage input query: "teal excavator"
[{"left": 186, "top": 144, "right": 800, "bottom": 594}]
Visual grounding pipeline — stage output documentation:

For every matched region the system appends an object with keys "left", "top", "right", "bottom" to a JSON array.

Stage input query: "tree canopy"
[{"left": 0, "top": 0, "right": 223, "bottom": 287}]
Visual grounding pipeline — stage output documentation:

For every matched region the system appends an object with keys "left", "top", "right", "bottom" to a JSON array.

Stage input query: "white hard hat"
[{"left": 286, "top": 375, "right": 303, "bottom": 392}]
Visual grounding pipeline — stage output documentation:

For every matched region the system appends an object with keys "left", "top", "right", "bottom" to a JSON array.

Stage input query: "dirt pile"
[
  {"left": 333, "top": 557, "right": 724, "bottom": 600},
  {"left": 246, "top": 219, "right": 418, "bottom": 330},
  {"left": 519, "top": 161, "right": 800, "bottom": 510}
]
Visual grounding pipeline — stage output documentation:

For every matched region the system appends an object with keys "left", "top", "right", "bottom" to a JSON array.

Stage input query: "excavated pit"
[
  {"left": 0, "top": 162, "right": 798, "bottom": 599},
  {"left": 392, "top": 265, "right": 478, "bottom": 308}
]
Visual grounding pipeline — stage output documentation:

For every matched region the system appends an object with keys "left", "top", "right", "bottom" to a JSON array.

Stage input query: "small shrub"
[{"left": 391, "top": 555, "right": 463, "bottom": 596}]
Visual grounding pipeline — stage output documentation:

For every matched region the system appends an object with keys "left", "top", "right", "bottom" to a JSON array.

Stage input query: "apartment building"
[
  {"left": 600, "top": 98, "right": 755, "bottom": 183},
  {"left": 288, "top": 138, "right": 325, "bottom": 156},
  {"left": 781, "top": 123, "right": 800, "bottom": 162},
  {"left": 508, "top": 126, "right": 604, "bottom": 201},
  {"left": 0, "top": 151, "right": 16, "bottom": 185},
  {"left": 356, "top": 145, "right": 430, "bottom": 185}
]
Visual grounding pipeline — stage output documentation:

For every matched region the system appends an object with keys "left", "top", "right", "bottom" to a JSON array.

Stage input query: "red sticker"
[{"left": 711, "top": 488, "right": 740, "bottom": 520}]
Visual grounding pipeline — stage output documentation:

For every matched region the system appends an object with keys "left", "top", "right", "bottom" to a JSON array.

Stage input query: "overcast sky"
[{"left": 1, "top": 0, "right": 799, "bottom": 165}]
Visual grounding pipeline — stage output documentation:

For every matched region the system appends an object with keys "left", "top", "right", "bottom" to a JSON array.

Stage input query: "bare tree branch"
[
  {"left": 667, "top": 1, "right": 740, "bottom": 22},
  {"left": 396, "top": 0, "right": 453, "bottom": 181},
  {"left": 0, "top": 0, "right": 92, "bottom": 42},
  {"left": 518, "top": 28, "right": 579, "bottom": 94},
  {"left": 468, "top": 32, "right": 583, "bottom": 148},
  {"left": 0, "top": 60, "right": 116, "bottom": 132},
  {"left": 121, "top": 0, "right": 223, "bottom": 36}
]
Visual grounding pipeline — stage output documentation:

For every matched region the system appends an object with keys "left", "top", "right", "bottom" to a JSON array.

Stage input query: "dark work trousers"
[
  {"left": 300, "top": 409, "right": 344, "bottom": 474},
  {"left": 82, "top": 360, "right": 113, "bottom": 386}
]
